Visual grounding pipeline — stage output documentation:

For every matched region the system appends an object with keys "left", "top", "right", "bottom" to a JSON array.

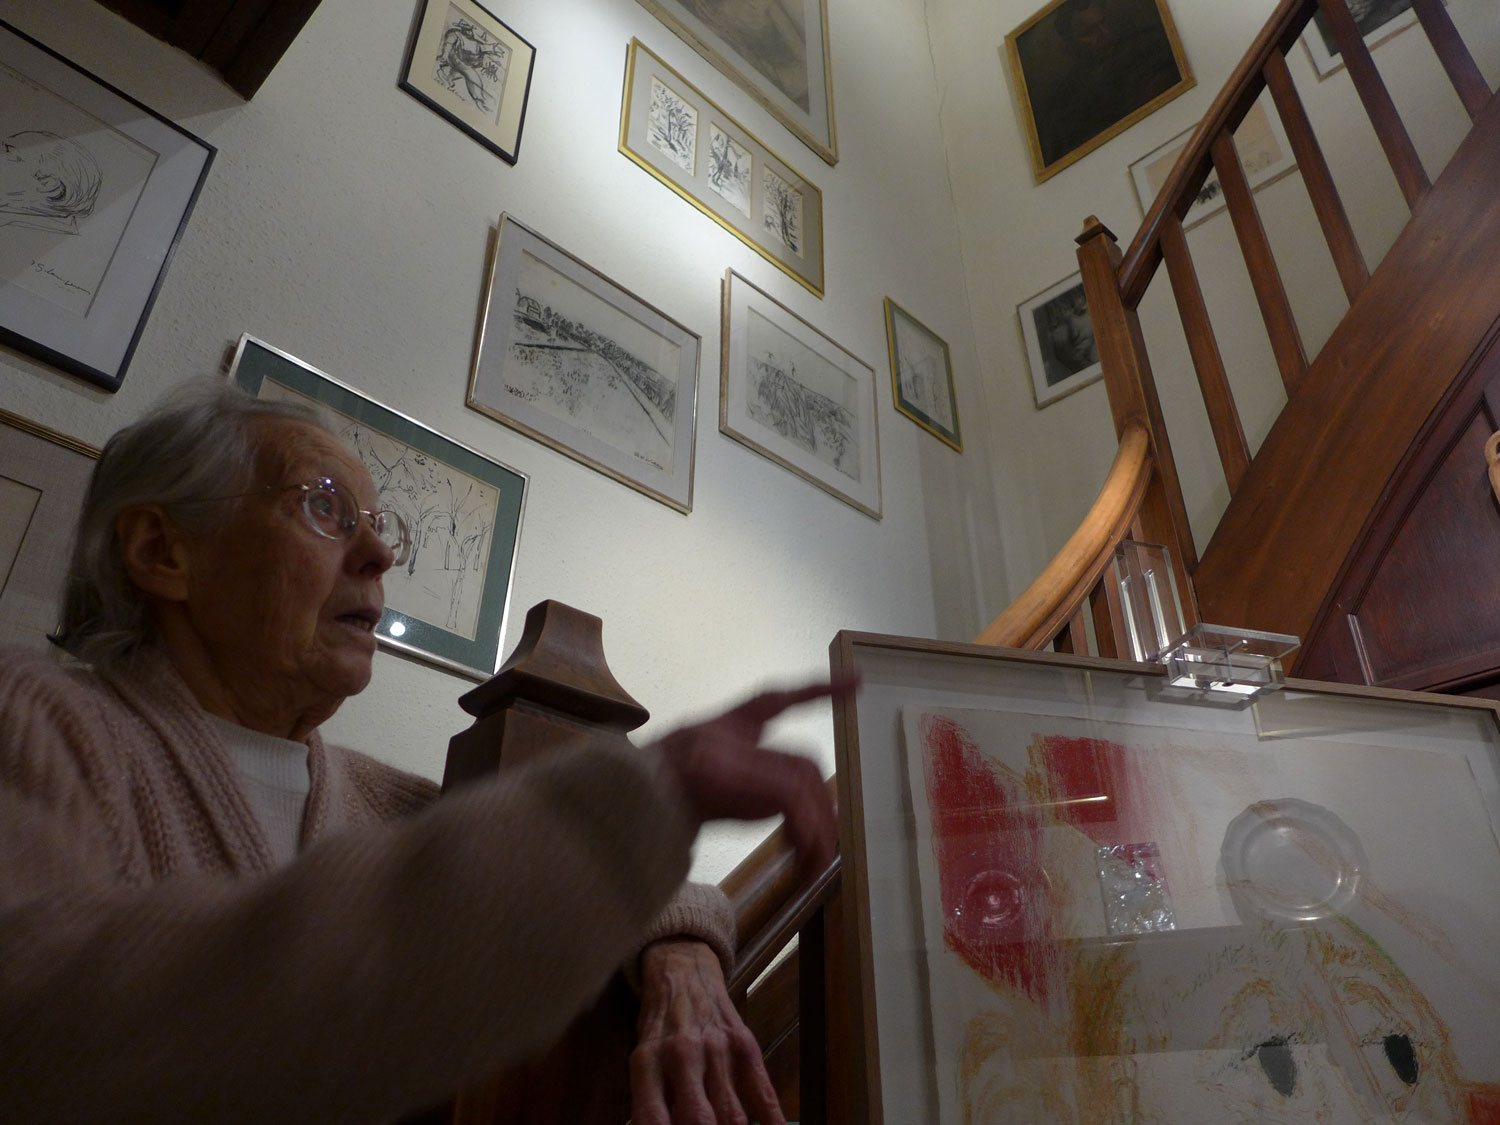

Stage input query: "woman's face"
[{"left": 181, "top": 418, "right": 394, "bottom": 720}]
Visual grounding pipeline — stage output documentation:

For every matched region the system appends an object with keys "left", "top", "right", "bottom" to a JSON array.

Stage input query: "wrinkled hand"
[
  {"left": 654, "top": 677, "right": 855, "bottom": 874},
  {"left": 631, "top": 939, "right": 782, "bottom": 1125}
]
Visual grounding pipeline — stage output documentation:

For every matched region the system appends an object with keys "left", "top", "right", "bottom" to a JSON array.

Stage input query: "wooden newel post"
[{"left": 1076, "top": 216, "right": 1201, "bottom": 625}]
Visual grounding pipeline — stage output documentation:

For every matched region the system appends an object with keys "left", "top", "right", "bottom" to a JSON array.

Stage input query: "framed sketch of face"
[
  {"left": 1018, "top": 271, "right": 1104, "bottom": 408},
  {"left": 883, "top": 297, "right": 961, "bottom": 452}
]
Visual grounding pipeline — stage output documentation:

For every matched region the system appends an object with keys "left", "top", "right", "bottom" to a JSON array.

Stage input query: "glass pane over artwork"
[{"left": 834, "top": 639, "right": 1500, "bottom": 1123}]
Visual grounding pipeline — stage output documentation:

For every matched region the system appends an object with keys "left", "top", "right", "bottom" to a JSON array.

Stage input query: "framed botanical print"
[
  {"left": 720, "top": 269, "right": 880, "bottom": 518},
  {"left": 0, "top": 20, "right": 214, "bottom": 391},
  {"left": 468, "top": 213, "right": 701, "bottom": 513},
  {"left": 229, "top": 335, "right": 527, "bottom": 681},
  {"left": 1003, "top": 0, "right": 1194, "bottom": 182},
  {"left": 636, "top": 0, "right": 838, "bottom": 165},
  {"left": 1018, "top": 271, "right": 1103, "bottom": 407},
  {"left": 399, "top": 0, "right": 536, "bottom": 164},
  {"left": 884, "top": 297, "right": 961, "bottom": 451}
]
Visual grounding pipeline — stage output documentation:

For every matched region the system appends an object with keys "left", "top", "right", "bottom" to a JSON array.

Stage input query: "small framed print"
[
  {"left": 1303, "top": 0, "right": 1428, "bottom": 79},
  {"left": 1128, "top": 95, "right": 1297, "bottom": 229},
  {"left": 0, "top": 20, "right": 214, "bottom": 391},
  {"left": 620, "top": 38, "right": 825, "bottom": 298},
  {"left": 1018, "top": 272, "right": 1103, "bottom": 408},
  {"left": 468, "top": 213, "right": 701, "bottom": 513},
  {"left": 399, "top": 0, "right": 536, "bottom": 164},
  {"left": 884, "top": 298, "right": 961, "bottom": 451},
  {"left": 229, "top": 335, "right": 528, "bottom": 681},
  {"left": 720, "top": 269, "right": 880, "bottom": 519}
]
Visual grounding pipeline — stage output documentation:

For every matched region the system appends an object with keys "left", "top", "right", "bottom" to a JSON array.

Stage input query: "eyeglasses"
[{"left": 291, "top": 478, "right": 411, "bottom": 565}]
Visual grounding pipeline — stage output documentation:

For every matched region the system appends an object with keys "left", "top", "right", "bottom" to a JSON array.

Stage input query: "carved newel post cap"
[
  {"left": 1077, "top": 215, "right": 1118, "bottom": 245},
  {"left": 456, "top": 599, "right": 649, "bottom": 732}
]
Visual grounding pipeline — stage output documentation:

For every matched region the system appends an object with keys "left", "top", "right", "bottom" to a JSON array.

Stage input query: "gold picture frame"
[
  {"left": 1004, "top": 0, "right": 1195, "bottom": 183},
  {"left": 884, "top": 297, "right": 961, "bottom": 452}
]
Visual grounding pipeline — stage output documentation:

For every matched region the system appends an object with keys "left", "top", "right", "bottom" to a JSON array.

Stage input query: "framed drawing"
[
  {"left": 1128, "top": 94, "right": 1297, "bottom": 228},
  {"left": 1018, "top": 271, "right": 1103, "bottom": 407},
  {"left": 720, "top": 269, "right": 880, "bottom": 518},
  {"left": 1004, "top": 0, "right": 1194, "bottom": 182},
  {"left": 0, "top": 21, "right": 214, "bottom": 392},
  {"left": 620, "top": 38, "right": 825, "bottom": 298},
  {"left": 1303, "top": 0, "right": 1428, "bottom": 79},
  {"left": 0, "top": 408, "right": 99, "bottom": 651},
  {"left": 829, "top": 631, "right": 1500, "bottom": 1124},
  {"left": 399, "top": 0, "right": 536, "bottom": 164},
  {"left": 467, "top": 213, "right": 700, "bottom": 513},
  {"left": 635, "top": 0, "right": 838, "bottom": 165},
  {"left": 229, "top": 335, "right": 527, "bottom": 681},
  {"left": 883, "top": 298, "right": 961, "bottom": 451}
]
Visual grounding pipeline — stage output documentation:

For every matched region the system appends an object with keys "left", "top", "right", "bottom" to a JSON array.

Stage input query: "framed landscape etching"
[
  {"left": 635, "top": 0, "right": 838, "bottom": 165},
  {"left": 720, "top": 269, "right": 880, "bottom": 518},
  {"left": 1018, "top": 271, "right": 1103, "bottom": 407},
  {"left": 399, "top": 0, "right": 536, "bottom": 164},
  {"left": 1004, "top": 0, "right": 1194, "bottom": 182},
  {"left": 620, "top": 39, "right": 825, "bottom": 298},
  {"left": 1129, "top": 95, "right": 1297, "bottom": 228},
  {"left": 468, "top": 214, "right": 700, "bottom": 513},
  {"left": 0, "top": 20, "right": 214, "bottom": 391},
  {"left": 229, "top": 335, "right": 527, "bottom": 681},
  {"left": 1303, "top": 0, "right": 1427, "bottom": 78},
  {"left": 884, "top": 298, "right": 961, "bottom": 451}
]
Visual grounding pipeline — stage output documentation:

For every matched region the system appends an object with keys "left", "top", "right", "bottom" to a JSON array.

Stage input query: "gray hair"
[{"left": 58, "top": 378, "right": 332, "bottom": 668}]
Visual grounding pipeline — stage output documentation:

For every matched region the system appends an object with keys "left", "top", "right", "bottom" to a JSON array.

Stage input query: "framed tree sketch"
[
  {"left": 1303, "top": 0, "right": 1429, "bottom": 78},
  {"left": 0, "top": 408, "right": 98, "bottom": 651},
  {"left": 1004, "top": 0, "right": 1194, "bottom": 182},
  {"left": 830, "top": 631, "right": 1500, "bottom": 1124},
  {"left": 720, "top": 269, "right": 880, "bottom": 518},
  {"left": 1018, "top": 272, "right": 1103, "bottom": 407},
  {"left": 468, "top": 213, "right": 701, "bottom": 513},
  {"left": 229, "top": 335, "right": 527, "bottom": 681},
  {"left": 399, "top": 0, "right": 536, "bottom": 163},
  {"left": 1128, "top": 94, "right": 1296, "bottom": 228},
  {"left": 884, "top": 298, "right": 961, "bottom": 451},
  {"left": 0, "top": 21, "right": 214, "bottom": 392},
  {"left": 620, "top": 39, "right": 825, "bottom": 298},
  {"left": 635, "top": 0, "right": 838, "bottom": 165}
]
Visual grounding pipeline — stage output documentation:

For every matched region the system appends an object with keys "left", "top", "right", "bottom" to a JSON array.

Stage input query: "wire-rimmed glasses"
[{"left": 292, "top": 477, "right": 410, "bottom": 565}]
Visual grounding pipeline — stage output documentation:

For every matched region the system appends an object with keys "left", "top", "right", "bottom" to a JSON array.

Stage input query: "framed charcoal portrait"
[
  {"left": 0, "top": 21, "right": 214, "bottom": 392},
  {"left": 884, "top": 298, "right": 961, "bottom": 452},
  {"left": 468, "top": 213, "right": 701, "bottom": 513},
  {"left": 229, "top": 336, "right": 528, "bottom": 681},
  {"left": 399, "top": 0, "right": 536, "bottom": 164},
  {"left": 1303, "top": 0, "right": 1429, "bottom": 78},
  {"left": 1004, "top": 0, "right": 1194, "bottom": 182},
  {"left": 636, "top": 0, "right": 838, "bottom": 165},
  {"left": 1018, "top": 272, "right": 1103, "bottom": 407},
  {"left": 720, "top": 269, "right": 880, "bottom": 518}
]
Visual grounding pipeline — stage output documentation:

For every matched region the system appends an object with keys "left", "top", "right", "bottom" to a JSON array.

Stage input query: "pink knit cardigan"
[{"left": 0, "top": 646, "right": 732, "bottom": 1123}]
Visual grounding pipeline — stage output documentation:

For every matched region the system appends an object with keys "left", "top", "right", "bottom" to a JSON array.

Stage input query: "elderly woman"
[{"left": 0, "top": 382, "right": 840, "bottom": 1124}]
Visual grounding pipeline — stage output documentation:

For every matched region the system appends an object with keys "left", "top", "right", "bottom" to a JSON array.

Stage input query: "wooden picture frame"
[
  {"left": 884, "top": 297, "right": 961, "bottom": 451},
  {"left": 0, "top": 20, "right": 214, "bottom": 391},
  {"left": 636, "top": 0, "right": 838, "bottom": 165},
  {"left": 1017, "top": 271, "right": 1103, "bottom": 407},
  {"left": 1303, "top": 0, "right": 1427, "bottom": 79},
  {"left": 229, "top": 335, "right": 527, "bottom": 681},
  {"left": 720, "top": 268, "right": 880, "bottom": 518},
  {"left": 0, "top": 407, "right": 99, "bottom": 651},
  {"left": 467, "top": 213, "right": 701, "bottom": 513},
  {"left": 1128, "top": 94, "right": 1297, "bottom": 228},
  {"left": 829, "top": 630, "right": 1500, "bottom": 1123},
  {"left": 1003, "top": 0, "right": 1194, "bottom": 182},
  {"left": 620, "top": 38, "right": 825, "bottom": 298},
  {"left": 399, "top": 0, "right": 536, "bottom": 164}
]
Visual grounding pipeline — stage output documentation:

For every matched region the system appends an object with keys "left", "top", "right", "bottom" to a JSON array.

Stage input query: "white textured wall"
[{"left": 0, "top": 0, "right": 1004, "bottom": 882}]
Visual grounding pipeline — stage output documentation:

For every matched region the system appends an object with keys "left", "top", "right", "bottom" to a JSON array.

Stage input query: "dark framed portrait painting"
[{"left": 1004, "top": 0, "right": 1194, "bottom": 182}]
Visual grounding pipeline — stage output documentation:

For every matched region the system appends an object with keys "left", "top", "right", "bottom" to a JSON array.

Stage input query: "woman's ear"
[{"left": 115, "top": 505, "right": 192, "bottom": 603}]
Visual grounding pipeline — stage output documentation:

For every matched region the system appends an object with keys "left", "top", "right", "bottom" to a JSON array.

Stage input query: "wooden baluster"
[
  {"left": 1211, "top": 131, "right": 1307, "bottom": 394},
  {"left": 1079, "top": 217, "right": 1198, "bottom": 618},
  {"left": 1410, "top": 0, "right": 1490, "bottom": 120},
  {"left": 1090, "top": 568, "right": 1124, "bottom": 660},
  {"left": 1054, "top": 606, "right": 1089, "bottom": 654},
  {"left": 1317, "top": 0, "right": 1430, "bottom": 208},
  {"left": 1159, "top": 213, "right": 1251, "bottom": 492},
  {"left": 1263, "top": 49, "right": 1369, "bottom": 302}
]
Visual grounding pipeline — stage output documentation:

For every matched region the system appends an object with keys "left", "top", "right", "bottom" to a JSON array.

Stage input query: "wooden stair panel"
[{"left": 1193, "top": 91, "right": 1500, "bottom": 641}]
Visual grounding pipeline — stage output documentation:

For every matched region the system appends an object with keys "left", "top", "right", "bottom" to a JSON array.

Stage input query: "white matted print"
[
  {"left": 1303, "top": 0, "right": 1429, "bottom": 79},
  {"left": 884, "top": 298, "right": 961, "bottom": 451},
  {"left": 1018, "top": 272, "right": 1103, "bottom": 408},
  {"left": 720, "top": 269, "right": 880, "bottom": 518},
  {"left": 647, "top": 76, "right": 698, "bottom": 174},
  {"left": 706, "top": 124, "right": 752, "bottom": 216},
  {"left": 468, "top": 214, "right": 700, "bottom": 513},
  {"left": 1129, "top": 94, "right": 1297, "bottom": 229}
]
